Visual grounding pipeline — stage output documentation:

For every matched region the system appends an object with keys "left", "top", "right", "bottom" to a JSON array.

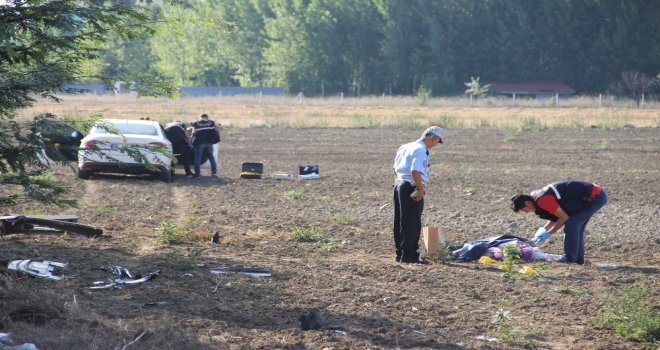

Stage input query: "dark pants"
[
  {"left": 173, "top": 142, "right": 192, "bottom": 175},
  {"left": 193, "top": 143, "right": 217, "bottom": 176},
  {"left": 563, "top": 189, "right": 608, "bottom": 263},
  {"left": 393, "top": 181, "right": 424, "bottom": 261}
]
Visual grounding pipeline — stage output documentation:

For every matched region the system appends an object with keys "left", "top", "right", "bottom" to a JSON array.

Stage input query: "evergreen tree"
[{"left": 0, "top": 1, "right": 175, "bottom": 208}]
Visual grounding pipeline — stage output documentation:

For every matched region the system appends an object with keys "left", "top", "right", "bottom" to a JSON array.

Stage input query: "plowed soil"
[{"left": 1, "top": 126, "right": 658, "bottom": 350}]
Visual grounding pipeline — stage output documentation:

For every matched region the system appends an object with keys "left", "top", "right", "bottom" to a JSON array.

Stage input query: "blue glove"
[{"left": 534, "top": 227, "right": 551, "bottom": 243}]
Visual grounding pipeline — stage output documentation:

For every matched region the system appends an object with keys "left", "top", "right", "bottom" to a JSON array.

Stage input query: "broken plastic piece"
[
  {"left": 7, "top": 260, "right": 68, "bottom": 280},
  {"left": 0, "top": 333, "right": 38, "bottom": 350},
  {"left": 271, "top": 172, "right": 294, "bottom": 180},
  {"left": 90, "top": 270, "right": 160, "bottom": 289},
  {"left": 108, "top": 265, "right": 135, "bottom": 279},
  {"left": 298, "top": 173, "right": 320, "bottom": 180},
  {"left": 475, "top": 335, "right": 497, "bottom": 342},
  {"left": 209, "top": 267, "right": 271, "bottom": 277}
]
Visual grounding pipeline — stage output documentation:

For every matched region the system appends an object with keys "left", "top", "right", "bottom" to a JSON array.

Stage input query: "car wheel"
[
  {"left": 76, "top": 168, "right": 92, "bottom": 179},
  {"left": 159, "top": 167, "right": 173, "bottom": 183}
]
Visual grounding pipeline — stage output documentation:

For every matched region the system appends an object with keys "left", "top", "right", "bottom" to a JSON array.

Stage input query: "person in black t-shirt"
[
  {"left": 164, "top": 121, "right": 193, "bottom": 177},
  {"left": 190, "top": 114, "right": 220, "bottom": 178}
]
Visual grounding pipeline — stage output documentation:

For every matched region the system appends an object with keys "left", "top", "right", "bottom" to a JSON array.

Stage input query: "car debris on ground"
[
  {"left": 6, "top": 260, "right": 68, "bottom": 280},
  {"left": 209, "top": 266, "right": 272, "bottom": 278},
  {"left": 0, "top": 332, "right": 38, "bottom": 350},
  {"left": 90, "top": 266, "right": 160, "bottom": 290},
  {"left": 0, "top": 214, "right": 103, "bottom": 238}
]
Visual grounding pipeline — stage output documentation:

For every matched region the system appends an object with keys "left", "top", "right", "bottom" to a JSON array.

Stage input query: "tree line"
[{"left": 102, "top": 0, "right": 660, "bottom": 96}]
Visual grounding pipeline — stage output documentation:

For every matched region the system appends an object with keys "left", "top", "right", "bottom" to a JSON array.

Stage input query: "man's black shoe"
[
  {"left": 395, "top": 256, "right": 402, "bottom": 262},
  {"left": 556, "top": 256, "right": 575, "bottom": 264},
  {"left": 400, "top": 257, "right": 429, "bottom": 265}
]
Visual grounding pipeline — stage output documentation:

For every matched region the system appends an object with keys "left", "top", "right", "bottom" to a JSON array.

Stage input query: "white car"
[{"left": 77, "top": 119, "right": 174, "bottom": 182}]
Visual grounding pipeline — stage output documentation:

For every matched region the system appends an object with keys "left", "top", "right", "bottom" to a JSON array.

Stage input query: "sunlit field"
[{"left": 17, "top": 94, "right": 660, "bottom": 129}]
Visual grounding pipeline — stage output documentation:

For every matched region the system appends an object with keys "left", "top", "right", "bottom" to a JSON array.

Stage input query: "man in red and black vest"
[{"left": 510, "top": 180, "right": 607, "bottom": 264}]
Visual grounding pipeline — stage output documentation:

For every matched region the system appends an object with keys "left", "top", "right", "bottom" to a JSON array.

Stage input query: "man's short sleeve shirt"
[{"left": 393, "top": 140, "right": 430, "bottom": 184}]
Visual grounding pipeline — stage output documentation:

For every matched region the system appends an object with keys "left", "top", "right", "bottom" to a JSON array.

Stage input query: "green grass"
[
  {"left": 476, "top": 118, "right": 492, "bottom": 128},
  {"left": 593, "top": 286, "right": 659, "bottom": 345},
  {"left": 504, "top": 129, "right": 521, "bottom": 142},
  {"left": 349, "top": 114, "right": 381, "bottom": 128},
  {"left": 94, "top": 202, "right": 116, "bottom": 213},
  {"left": 519, "top": 117, "right": 546, "bottom": 131},
  {"left": 491, "top": 299, "right": 520, "bottom": 345},
  {"left": 330, "top": 213, "right": 354, "bottom": 223},
  {"left": 396, "top": 113, "right": 425, "bottom": 130},
  {"left": 346, "top": 200, "right": 358, "bottom": 208},
  {"left": 21, "top": 208, "right": 47, "bottom": 215},
  {"left": 125, "top": 239, "right": 140, "bottom": 250},
  {"left": 164, "top": 248, "right": 204, "bottom": 271},
  {"left": 290, "top": 225, "right": 323, "bottom": 242},
  {"left": 155, "top": 219, "right": 191, "bottom": 244},
  {"left": 431, "top": 114, "right": 465, "bottom": 129},
  {"left": 307, "top": 252, "right": 324, "bottom": 267},
  {"left": 287, "top": 188, "right": 311, "bottom": 200},
  {"left": 181, "top": 216, "right": 199, "bottom": 230},
  {"left": 321, "top": 237, "right": 342, "bottom": 252}
]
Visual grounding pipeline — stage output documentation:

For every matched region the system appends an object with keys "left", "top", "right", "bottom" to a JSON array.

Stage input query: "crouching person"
[{"left": 510, "top": 179, "right": 607, "bottom": 264}]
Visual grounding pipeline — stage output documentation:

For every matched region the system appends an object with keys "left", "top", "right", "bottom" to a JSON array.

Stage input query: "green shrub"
[
  {"left": 165, "top": 248, "right": 204, "bottom": 271},
  {"left": 321, "top": 238, "right": 342, "bottom": 252},
  {"left": 156, "top": 219, "right": 191, "bottom": 244},
  {"left": 594, "top": 286, "right": 659, "bottom": 345}
]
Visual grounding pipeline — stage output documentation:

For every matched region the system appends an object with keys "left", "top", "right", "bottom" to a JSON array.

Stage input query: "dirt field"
[{"left": 1, "top": 126, "right": 658, "bottom": 349}]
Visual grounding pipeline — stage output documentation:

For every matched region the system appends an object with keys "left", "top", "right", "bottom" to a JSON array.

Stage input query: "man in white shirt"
[{"left": 392, "top": 126, "right": 445, "bottom": 264}]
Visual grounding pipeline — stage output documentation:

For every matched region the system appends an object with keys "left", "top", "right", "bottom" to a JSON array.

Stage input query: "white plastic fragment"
[
  {"left": 475, "top": 335, "right": 497, "bottom": 342},
  {"left": 298, "top": 173, "right": 320, "bottom": 180}
]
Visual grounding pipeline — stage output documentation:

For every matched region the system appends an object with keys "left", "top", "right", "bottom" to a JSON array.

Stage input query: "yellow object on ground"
[
  {"left": 240, "top": 171, "right": 262, "bottom": 179},
  {"left": 478, "top": 256, "right": 496, "bottom": 264},
  {"left": 519, "top": 266, "right": 536, "bottom": 274}
]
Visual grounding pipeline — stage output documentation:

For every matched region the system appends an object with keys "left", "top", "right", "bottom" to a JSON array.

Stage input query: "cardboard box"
[{"left": 422, "top": 226, "right": 446, "bottom": 256}]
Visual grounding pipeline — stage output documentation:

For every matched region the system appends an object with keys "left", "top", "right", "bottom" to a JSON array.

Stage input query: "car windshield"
[{"left": 94, "top": 122, "right": 158, "bottom": 136}]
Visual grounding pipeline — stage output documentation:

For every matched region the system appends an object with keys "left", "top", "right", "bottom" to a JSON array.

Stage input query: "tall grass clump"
[
  {"left": 430, "top": 114, "right": 465, "bottom": 129},
  {"left": 416, "top": 85, "right": 432, "bottom": 106},
  {"left": 396, "top": 113, "right": 425, "bottom": 130},
  {"left": 519, "top": 117, "right": 546, "bottom": 131},
  {"left": 290, "top": 225, "right": 322, "bottom": 242},
  {"left": 597, "top": 114, "right": 625, "bottom": 130},
  {"left": 476, "top": 119, "right": 493, "bottom": 128},
  {"left": 349, "top": 114, "right": 381, "bottom": 128}
]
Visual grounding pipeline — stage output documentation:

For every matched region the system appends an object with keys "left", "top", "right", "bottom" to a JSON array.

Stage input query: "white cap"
[{"left": 421, "top": 126, "right": 445, "bottom": 140}]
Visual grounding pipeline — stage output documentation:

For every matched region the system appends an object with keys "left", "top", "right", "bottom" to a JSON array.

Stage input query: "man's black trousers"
[{"left": 393, "top": 181, "right": 424, "bottom": 261}]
